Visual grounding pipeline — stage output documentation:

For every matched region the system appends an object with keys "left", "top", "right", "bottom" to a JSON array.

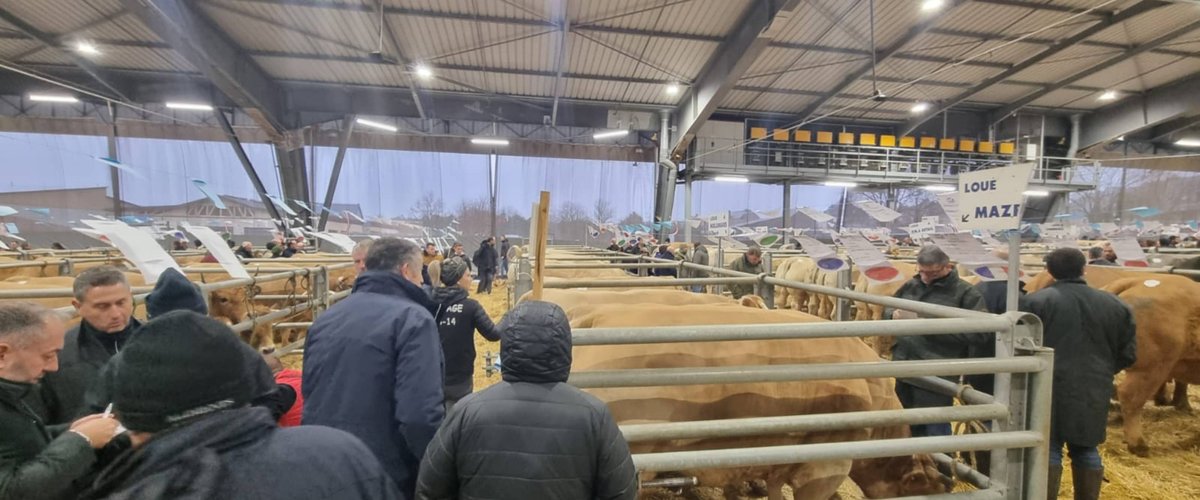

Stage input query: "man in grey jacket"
[
  {"left": 416, "top": 301, "right": 636, "bottom": 500},
  {"left": 688, "top": 243, "right": 710, "bottom": 293}
]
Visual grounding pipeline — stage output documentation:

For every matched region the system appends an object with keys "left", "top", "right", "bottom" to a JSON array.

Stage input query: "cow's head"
[
  {"left": 209, "top": 286, "right": 254, "bottom": 325},
  {"left": 852, "top": 454, "right": 946, "bottom": 498},
  {"left": 739, "top": 294, "right": 769, "bottom": 309}
]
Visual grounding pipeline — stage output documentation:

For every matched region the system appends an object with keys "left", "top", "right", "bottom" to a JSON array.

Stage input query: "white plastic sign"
[
  {"left": 936, "top": 192, "right": 960, "bottom": 221},
  {"left": 82, "top": 220, "right": 181, "bottom": 283},
  {"left": 853, "top": 200, "right": 902, "bottom": 222},
  {"left": 838, "top": 234, "right": 903, "bottom": 283},
  {"left": 313, "top": 232, "right": 356, "bottom": 253},
  {"left": 957, "top": 163, "right": 1035, "bottom": 231},
  {"left": 182, "top": 223, "right": 251, "bottom": 279},
  {"left": 796, "top": 236, "right": 847, "bottom": 272},
  {"left": 798, "top": 206, "right": 834, "bottom": 223},
  {"left": 1109, "top": 236, "right": 1148, "bottom": 267},
  {"left": 930, "top": 233, "right": 1009, "bottom": 281},
  {"left": 907, "top": 221, "right": 936, "bottom": 240}
]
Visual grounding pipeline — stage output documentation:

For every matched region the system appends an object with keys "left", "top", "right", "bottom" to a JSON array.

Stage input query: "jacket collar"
[
  {"left": 78, "top": 317, "right": 141, "bottom": 356},
  {"left": 353, "top": 271, "right": 439, "bottom": 315},
  {"left": 1053, "top": 277, "right": 1088, "bottom": 285},
  {"left": 0, "top": 376, "right": 33, "bottom": 406},
  {"left": 432, "top": 286, "right": 468, "bottom": 305},
  {"left": 914, "top": 268, "right": 960, "bottom": 288}
]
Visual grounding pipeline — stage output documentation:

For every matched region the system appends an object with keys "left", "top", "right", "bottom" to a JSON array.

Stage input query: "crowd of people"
[{"left": 0, "top": 236, "right": 637, "bottom": 500}]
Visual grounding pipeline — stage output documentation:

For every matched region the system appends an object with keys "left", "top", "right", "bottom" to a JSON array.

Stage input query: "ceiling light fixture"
[
  {"left": 920, "top": 0, "right": 945, "bottom": 13},
  {"left": 1175, "top": 138, "right": 1200, "bottom": 147},
  {"left": 911, "top": 102, "right": 930, "bottom": 114},
  {"left": 665, "top": 83, "right": 681, "bottom": 96},
  {"left": 1098, "top": 90, "right": 1118, "bottom": 101},
  {"left": 713, "top": 176, "right": 748, "bottom": 183},
  {"left": 414, "top": 64, "right": 433, "bottom": 79},
  {"left": 923, "top": 185, "right": 955, "bottom": 192},
  {"left": 1023, "top": 190, "right": 1050, "bottom": 197},
  {"left": 74, "top": 41, "right": 100, "bottom": 55},
  {"left": 824, "top": 181, "right": 857, "bottom": 188},
  {"left": 165, "top": 102, "right": 214, "bottom": 111},
  {"left": 355, "top": 118, "right": 398, "bottom": 132},
  {"left": 1117, "top": 135, "right": 1125, "bottom": 141},
  {"left": 471, "top": 137, "right": 510, "bottom": 146},
  {"left": 29, "top": 94, "right": 78, "bottom": 103},
  {"left": 593, "top": 130, "right": 629, "bottom": 140}
]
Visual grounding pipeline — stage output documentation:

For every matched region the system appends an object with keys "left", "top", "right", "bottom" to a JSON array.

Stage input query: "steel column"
[
  {"left": 318, "top": 115, "right": 355, "bottom": 231},
  {"left": 215, "top": 109, "right": 285, "bottom": 228}
]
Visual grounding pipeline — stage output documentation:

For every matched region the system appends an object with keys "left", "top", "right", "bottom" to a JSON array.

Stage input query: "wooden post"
[{"left": 532, "top": 191, "right": 551, "bottom": 300}]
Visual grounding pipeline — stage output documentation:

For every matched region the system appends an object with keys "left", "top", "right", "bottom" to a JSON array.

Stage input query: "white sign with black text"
[{"left": 957, "top": 163, "right": 1035, "bottom": 231}]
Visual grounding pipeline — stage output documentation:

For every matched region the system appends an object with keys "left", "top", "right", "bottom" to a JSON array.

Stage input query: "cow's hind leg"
[
  {"left": 1173, "top": 382, "right": 1191, "bottom": 412},
  {"left": 1120, "top": 367, "right": 1174, "bottom": 457}
]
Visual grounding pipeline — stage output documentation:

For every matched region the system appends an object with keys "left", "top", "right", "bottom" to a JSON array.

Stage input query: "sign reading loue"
[{"left": 957, "top": 163, "right": 1035, "bottom": 231}]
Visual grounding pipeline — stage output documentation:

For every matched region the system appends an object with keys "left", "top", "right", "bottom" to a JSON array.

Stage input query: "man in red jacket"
[{"left": 264, "top": 354, "right": 302, "bottom": 427}]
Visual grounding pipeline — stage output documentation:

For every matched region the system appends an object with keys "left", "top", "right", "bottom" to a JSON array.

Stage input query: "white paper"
[
  {"left": 853, "top": 200, "right": 902, "bottom": 222},
  {"left": 922, "top": 215, "right": 940, "bottom": 225},
  {"left": 82, "top": 220, "right": 180, "bottom": 283},
  {"left": 796, "top": 236, "right": 847, "bottom": 271},
  {"left": 838, "top": 234, "right": 888, "bottom": 267},
  {"left": 936, "top": 192, "right": 959, "bottom": 221},
  {"left": 1109, "top": 236, "right": 1148, "bottom": 264},
  {"left": 797, "top": 206, "right": 834, "bottom": 223},
  {"left": 906, "top": 221, "right": 936, "bottom": 239},
  {"left": 182, "top": 223, "right": 250, "bottom": 279},
  {"left": 957, "top": 163, "right": 1035, "bottom": 231},
  {"left": 313, "top": 232, "right": 357, "bottom": 253}
]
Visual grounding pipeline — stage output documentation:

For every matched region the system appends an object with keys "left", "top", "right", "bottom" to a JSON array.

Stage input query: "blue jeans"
[
  {"left": 689, "top": 285, "right": 706, "bottom": 293},
  {"left": 1049, "top": 440, "right": 1102, "bottom": 469},
  {"left": 896, "top": 380, "right": 953, "bottom": 437}
]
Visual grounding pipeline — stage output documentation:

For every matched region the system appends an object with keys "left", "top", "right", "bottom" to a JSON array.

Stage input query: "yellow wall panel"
[
  {"left": 750, "top": 127, "right": 767, "bottom": 139},
  {"left": 838, "top": 132, "right": 855, "bottom": 145},
  {"left": 859, "top": 133, "right": 876, "bottom": 146},
  {"left": 900, "top": 136, "right": 916, "bottom": 148},
  {"left": 773, "top": 129, "right": 789, "bottom": 141},
  {"left": 958, "top": 139, "right": 975, "bottom": 152},
  {"left": 794, "top": 130, "right": 812, "bottom": 142},
  {"left": 919, "top": 136, "right": 937, "bottom": 149},
  {"left": 880, "top": 135, "right": 896, "bottom": 147},
  {"left": 816, "top": 131, "right": 834, "bottom": 143},
  {"left": 978, "top": 141, "right": 994, "bottom": 153},
  {"left": 999, "top": 142, "right": 1015, "bottom": 155}
]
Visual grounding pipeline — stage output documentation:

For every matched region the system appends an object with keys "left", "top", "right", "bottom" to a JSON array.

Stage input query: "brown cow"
[
  {"left": 1103, "top": 275, "right": 1200, "bottom": 457},
  {"left": 570, "top": 304, "right": 944, "bottom": 499}
]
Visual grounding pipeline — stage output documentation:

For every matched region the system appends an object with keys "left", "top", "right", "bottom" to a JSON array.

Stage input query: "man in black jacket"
[
  {"left": 472, "top": 238, "right": 498, "bottom": 295},
  {"left": 0, "top": 302, "right": 119, "bottom": 500},
  {"left": 39, "top": 266, "right": 140, "bottom": 425},
  {"left": 883, "top": 245, "right": 987, "bottom": 437},
  {"left": 431, "top": 258, "right": 499, "bottom": 411},
  {"left": 81, "top": 311, "right": 400, "bottom": 500},
  {"left": 1024, "top": 248, "right": 1137, "bottom": 500},
  {"left": 417, "top": 300, "right": 636, "bottom": 500}
]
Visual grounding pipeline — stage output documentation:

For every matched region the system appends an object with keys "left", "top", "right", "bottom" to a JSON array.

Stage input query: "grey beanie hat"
[{"left": 441, "top": 257, "right": 470, "bottom": 286}]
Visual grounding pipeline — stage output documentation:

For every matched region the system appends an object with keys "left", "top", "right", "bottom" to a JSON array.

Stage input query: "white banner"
[
  {"left": 313, "top": 232, "right": 357, "bottom": 253},
  {"left": 957, "top": 163, "right": 1035, "bottom": 230},
  {"left": 82, "top": 220, "right": 180, "bottom": 283},
  {"left": 930, "top": 232, "right": 1009, "bottom": 281},
  {"left": 797, "top": 206, "right": 834, "bottom": 223},
  {"left": 936, "top": 192, "right": 960, "bottom": 221},
  {"left": 1109, "top": 236, "right": 1148, "bottom": 266},
  {"left": 839, "top": 234, "right": 903, "bottom": 283},
  {"left": 182, "top": 223, "right": 251, "bottom": 279},
  {"left": 853, "top": 200, "right": 902, "bottom": 222},
  {"left": 796, "top": 236, "right": 847, "bottom": 271}
]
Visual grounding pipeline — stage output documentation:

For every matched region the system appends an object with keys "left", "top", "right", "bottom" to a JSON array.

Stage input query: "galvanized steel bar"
[
  {"left": 620, "top": 403, "right": 1008, "bottom": 442},
  {"left": 568, "top": 357, "right": 1047, "bottom": 389},
  {"left": 572, "top": 317, "right": 1012, "bottom": 346},
  {"left": 904, "top": 375, "right": 996, "bottom": 405},
  {"left": 761, "top": 275, "right": 996, "bottom": 320},
  {"left": 630, "top": 431, "right": 1043, "bottom": 472},
  {"left": 545, "top": 262, "right": 679, "bottom": 269},
  {"left": 0, "top": 285, "right": 155, "bottom": 299},
  {"left": 547, "top": 255, "right": 643, "bottom": 261},
  {"left": 1022, "top": 347, "right": 1055, "bottom": 500},
  {"left": 229, "top": 299, "right": 316, "bottom": 334},
  {"left": 544, "top": 277, "right": 758, "bottom": 288},
  {"left": 931, "top": 453, "right": 992, "bottom": 490}
]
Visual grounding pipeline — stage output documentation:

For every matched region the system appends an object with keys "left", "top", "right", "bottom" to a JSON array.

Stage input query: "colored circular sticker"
[
  {"left": 1144, "top": 279, "right": 1161, "bottom": 288},
  {"left": 974, "top": 266, "right": 996, "bottom": 279},
  {"left": 1123, "top": 260, "right": 1149, "bottom": 268},
  {"left": 864, "top": 265, "right": 900, "bottom": 282},
  {"left": 816, "top": 257, "right": 845, "bottom": 271},
  {"left": 758, "top": 235, "right": 780, "bottom": 246}
]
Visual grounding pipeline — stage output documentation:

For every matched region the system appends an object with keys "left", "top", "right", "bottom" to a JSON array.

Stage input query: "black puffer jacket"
[
  {"left": 0, "top": 378, "right": 95, "bottom": 500},
  {"left": 1023, "top": 279, "right": 1137, "bottom": 446},
  {"left": 39, "top": 318, "right": 140, "bottom": 424},
  {"left": 82, "top": 407, "right": 399, "bottom": 500},
  {"left": 431, "top": 286, "right": 499, "bottom": 389},
  {"left": 884, "top": 270, "right": 988, "bottom": 361},
  {"left": 416, "top": 301, "right": 637, "bottom": 500}
]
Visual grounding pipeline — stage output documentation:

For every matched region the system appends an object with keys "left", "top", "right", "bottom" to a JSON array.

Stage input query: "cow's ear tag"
[{"left": 1143, "top": 279, "right": 1161, "bottom": 288}]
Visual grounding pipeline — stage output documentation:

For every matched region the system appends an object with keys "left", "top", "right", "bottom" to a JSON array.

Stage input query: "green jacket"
[
  {"left": 39, "top": 318, "right": 140, "bottom": 425},
  {"left": 727, "top": 254, "right": 764, "bottom": 299},
  {"left": 0, "top": 377, "right": 95, "bottom": 500},
  {"left": 884, "top": 270, "right": 987, "bottom": 361}
]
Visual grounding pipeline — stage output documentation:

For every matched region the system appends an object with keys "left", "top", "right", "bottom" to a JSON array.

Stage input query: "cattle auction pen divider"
[
  {"left": 0, "top": 263, "right": 352, "bottom": 358},
  {"left": 515, "top": 247, "right": 1053, "bottom": 499}
]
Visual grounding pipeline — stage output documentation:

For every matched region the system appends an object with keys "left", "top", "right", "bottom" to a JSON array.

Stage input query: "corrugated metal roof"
[
  {"left": 1029, "top": 88, "right": 1094, "bottom": 108},
  {"left": 719, "top": 89, "right": 762, "bottom": 111},
  {"left": 1138, "top": 56, "right": 1200, "bottom": 90},
  {"left": 738, "top": 54, "right": 862, "bottom": 91},
  {"left": 0, "top": 0, "right": 121, "bottom": 36},
  {"left": 199, "top": 2, "right": 371, "bottom": 59},
  {"left": 966, "top": 82, "right": 1033, "bottom": 104},
  {"left": 0, "top": 38, "right": 42, "bottom": 59},
  {"left": 386, "top": 0, "right": 547, "bottom": 22},
  {"left": 771, "top": 2, "right": 840, "bottom": 47},
  {"left": 1007, "top": 44, "right": 1115, "bottom": 83},
  {"left": 574, "top": 0, "right": 751, "bottom": 37},
  {"left": 567, "top": 30, "right": 714, "bottom": 81},
  {"left": 903, "top": 32, "right": 1044, "bottom": 66},
  {"left": 22, "top": 45, "right": 187, "bottom": 72},
  {"left": 1088, "top": 3, "right": 1200, "bottom": 45},
  {"left": 743, "top": 92, "right": 817, "bottom": 113}
]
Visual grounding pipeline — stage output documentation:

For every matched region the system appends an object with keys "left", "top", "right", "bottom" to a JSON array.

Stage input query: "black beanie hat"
[
  {"left": 113, "top": 311, "right": 256, "bottom": 432},
  {"left": 440, "top": 257, "right": 469, "bottom": 286},
  {"left": 145, "top": 268, "right": 208, "bottom": 319}
]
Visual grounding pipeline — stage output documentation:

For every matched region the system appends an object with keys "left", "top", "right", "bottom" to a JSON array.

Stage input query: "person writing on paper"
[
  {"left": 883, "top": 245, "right": 987, "bottom": 437},
  {"left": 0, "top": 302, "right": 119, "bottom": 500},
  {"left": 39, "top": 267, "right": 140, "bottom": 425}
]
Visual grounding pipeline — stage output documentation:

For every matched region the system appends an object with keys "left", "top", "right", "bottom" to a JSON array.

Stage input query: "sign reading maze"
[{"left": 957, "top": 163, "right": 1035, "bottom": 231}]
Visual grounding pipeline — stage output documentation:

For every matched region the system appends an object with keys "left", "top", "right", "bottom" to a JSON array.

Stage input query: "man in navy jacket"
[{"left": 302, "top": 238, "right": 444, "bottom": 498}]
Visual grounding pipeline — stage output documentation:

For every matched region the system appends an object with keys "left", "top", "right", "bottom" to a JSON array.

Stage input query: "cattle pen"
[{"left": 515, "top": 246, "right": 1055, "bottom": 499}]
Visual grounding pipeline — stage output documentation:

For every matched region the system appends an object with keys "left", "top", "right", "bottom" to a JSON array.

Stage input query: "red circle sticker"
[
  {"left": 1123, "top": 260, "right": 1149, "bottom": 268},
  {"left": 864, "top": 265, "right": 900, "bottom": 282}
]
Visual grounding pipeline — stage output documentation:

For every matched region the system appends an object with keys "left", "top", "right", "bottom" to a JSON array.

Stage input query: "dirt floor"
[{"left": 286, "top": 281, "right": 1200, "bottom": 499}]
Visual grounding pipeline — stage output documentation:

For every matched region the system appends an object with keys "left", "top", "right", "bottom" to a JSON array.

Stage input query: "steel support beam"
[
  {"left": 669, "top": 0, "right": 804, "bottom": 160},
  {"left": 793, "top": 0, "right": 968, "bottom": 128},
  {"left": 549, "top": 1, "right": 569, "bottom": 126},
  {"left": 992, "top": 18, "right": 1200, "bottom": 125},
  {"left": 318, "top": 116, "right": 355, "bottom": 231},
  {"left": 215, "top": 109, "right": 285, "bottom": 228},
  {"left": 1148, "top": 114, "right": 1200, "bottom": 143},
  {"left": 275, "top": 142, "right": 310, "bottom": 225},
  {"left": 902, "top": 0, "right": 1167, "bottom": 135},
  {"left": 123, "top": 0, "right": 288, "bottom": 137},
  {"left": 102, "top": 103, "right": 123, "bottom": 218},
  {"left": 1078, "top": 72, "right": 1200, "bottom": 150},
  {"left": 0, "top": 7, "right": 131, "bottom": 101}
]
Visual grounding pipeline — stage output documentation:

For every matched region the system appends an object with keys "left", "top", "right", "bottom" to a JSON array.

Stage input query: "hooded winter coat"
[
  {"left": 80, "top": 407, "right": 399, "bottom": 500},
  {"left": 302, "top": 271, "right": 444, "bottom": 499},
  {"left": 416, "top": 301, "right": 637, "bottom": 500},
  {"left": 431, "top": 286, "right": 499, "bottom": 392}
]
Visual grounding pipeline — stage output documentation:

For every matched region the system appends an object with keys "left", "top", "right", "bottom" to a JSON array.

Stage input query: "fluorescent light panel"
[
  {"left": 355, "top": 118, "right": 398, "bottom": 132},
  {"left": 920, "top": 0, "right": 945, "bottom": 12},
  {"left": 1098, "top": 90, "right": 1118, "bottom": 101},
  {"left": 923, "top": 185, "right": 955, "bottom": 192},
  {"left": 713, "top": 176, "right": 748, "bottom": 183},
  {"left": 665, "top": 83, "right": 681, "bottom": 96},
  {"left": 29, "top": 94, "right": 78, "bottom": 103},
  {"left": 824, "top": 181, "right": 857, "bottom": 188},
  {"left": 471, "top": 137, "right": 510, "bottom": 146},
  {"left": 165, "top": 102, "right": 213, "bottom": 111},
  {"left": 911, "top": 102, "right": 930, "bottom": 114},
  {"left": 414, "top": 64, "right": 433, "bottom": 79},
  {"left": 75, "top": 41, "right": 99, "bottom": 55},
  {"left": 1023, "top": 190, "right": 1050, "bottom": 197},
  {"left": 1175, "top": 138, "right": 1200, "bottom": 147},
  {"left": 593, "top": 130, "right": 629, "bottom": 140}
]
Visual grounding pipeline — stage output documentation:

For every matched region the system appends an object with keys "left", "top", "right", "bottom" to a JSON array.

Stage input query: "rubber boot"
[
  {"left": 1047, "top": 465, "right": 1062, "bottom": 500},
  {"left": 1072, "top": 467, "right": 1103, "bottom": 500}
]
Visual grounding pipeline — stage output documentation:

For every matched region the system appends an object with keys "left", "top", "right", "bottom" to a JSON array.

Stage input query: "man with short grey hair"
[
  {"left": 0, "top": 302, "right": 120, "bottom": 500},
  {"left": 40, "top": 265, "right": 140, "bottom": 424},
  {"left": 303, "top": 237, "right": 443, "bottom": 499},
  {"left": 884, "top": 244, "right": 987, "bottom": 437},
  {"left": 352, "top": 239, "right": 374, "bottom": 274}
]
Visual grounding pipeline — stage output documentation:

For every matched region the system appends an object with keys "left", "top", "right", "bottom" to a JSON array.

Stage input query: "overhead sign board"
[
  {"left": 957, "top": 163, "right": 1035, "bottom": 231},
  {"left": 797, "top": 206, "right": 834, "bottom": 223},
  {"left": 853, "top": 200, "right": 902, "bottom": 222}
]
